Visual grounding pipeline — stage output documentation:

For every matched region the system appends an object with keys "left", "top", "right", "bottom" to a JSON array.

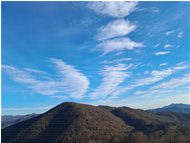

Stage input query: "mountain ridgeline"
[
  {"left": 2, "top": 113, "right": 38, "bottom": 129},
  {"left": 2, "top": 102, "right": 190, "bottom": 143},
  {"left": 148, "top": 103, "right": 190, "bottom": 114}
]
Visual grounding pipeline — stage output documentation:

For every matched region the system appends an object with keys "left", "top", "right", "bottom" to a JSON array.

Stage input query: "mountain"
[
  {"left": 2, "top": 113, "right": 38, "bottom": 129},
  {"left": 148, "top": 103, "right": 190, "bottom": 114},
  {"left": 2, "top": 102, "right": 190, "bottom": 143}
]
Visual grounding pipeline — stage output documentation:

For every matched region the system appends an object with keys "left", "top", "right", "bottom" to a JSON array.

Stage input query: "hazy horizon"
[{"left": 2, "top": 102, "right": 189, "bottom": 116}]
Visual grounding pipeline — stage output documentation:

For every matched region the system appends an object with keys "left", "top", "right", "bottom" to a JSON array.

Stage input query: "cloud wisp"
[
  {"left": 90, "top": 64, "right": 133, "bottom": 100},
  {"left": 88, "top": 1, "right": 138, "bottom": 18},
  {"left": 50, "top": 58, "right": 90, "bottom": 98},
  {"left": 160, "top": 63, "right": 168, "bottom": 66},
  {"left": 177, "top": 32, "right": 184, "bottom": 39},
  {"left": 101, "top": 58, "right": 133, "bottom": 65},
  {"left": 135, "top": 73, "right": 189, "bottom": 97},
  {"left": 2, "top": 58, "right": 89, "bottom": 99},
  {"left": 165, "top": 30, "right": 174, "bottom": 36},
  {"left": 98, "top": 37, "right": 144, "bottom": 55},
  {"left": 164, "top": 44, "right": 173, "bottom": 49},
  {"left": 151, "top": 73, "right": 189, "bottom": 90},
  {"left": 155, "top": 51, "right": 170, "bottom": 56},
  {"left": 88, "top": 1, "right": 144, "bottom": 55},
  {"left": 132, "top": 62, "right": 188, "bottom": 87},
  {"left": 97, "top": 19, "right": 136, "bottom": 41},
  {"left": 108, "top": 62, "right": 189, "bottom": 97}
]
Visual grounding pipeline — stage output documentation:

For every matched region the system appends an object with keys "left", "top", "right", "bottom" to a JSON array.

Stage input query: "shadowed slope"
[
  {"left": 2, "top": 102, "right": 190, "bottom": 143},
  {"left": 111, "top": 107, "right": 173, "bottom": 133},
  {"left": 2, "top": 102, "right": 132, "bottom": 143}
]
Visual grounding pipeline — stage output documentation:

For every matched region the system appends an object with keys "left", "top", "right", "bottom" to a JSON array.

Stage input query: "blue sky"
[{"left": 2, "top": 1, "right": 190, "bottom": 115}]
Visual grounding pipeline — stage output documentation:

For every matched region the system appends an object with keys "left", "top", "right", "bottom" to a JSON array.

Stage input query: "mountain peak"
[
  {"left": 2, "top": 102, "right": 190, "bottom": 143},
  {"left": 148, "top": 103, "right": 190, "bottom": 114},
  {"left": 166, "top": 103, "right": 190, "bottom": 108}
]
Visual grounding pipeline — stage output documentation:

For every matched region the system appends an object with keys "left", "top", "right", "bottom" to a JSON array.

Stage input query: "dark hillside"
[
  {"left": 111, "top": 107, "right": 173, "bottom": 133},
  {"left": 2, "top": 102, "right": 132, "bottom": 143},
  {"left": 2, "top": 102, "right": 190, "bottom": 143}
]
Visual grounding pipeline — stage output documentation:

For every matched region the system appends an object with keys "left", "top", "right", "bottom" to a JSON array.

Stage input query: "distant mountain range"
[
  {"left": 148, "top": 103, "right": 190, "bottom": 114},
  {"left": 2, "top": 102, "right": 190, "bottom": 143},
  {"left": 2, "top": 113, "right": 38, "bottom": 129}
]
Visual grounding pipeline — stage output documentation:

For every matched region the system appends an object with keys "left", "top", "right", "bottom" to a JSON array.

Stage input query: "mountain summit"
[
  {"left": 148, "top": 103, "right": 190, "bottom": 114},
  {"left": 2, "top": 102, "right": 190, "bottom": 143}
]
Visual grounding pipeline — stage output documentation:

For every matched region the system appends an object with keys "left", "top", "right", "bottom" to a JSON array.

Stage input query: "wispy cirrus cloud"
[
  {"left": 177, "top": 32, "right": 184, "bottom": 39},
  {"left": 160, "top": 63, "right": 168, "bottom": 66},
  {"left": 90, "top": 64, "right": 133, "bottom": 99},
  {"left": 88, "top": 1, "right": 144, "bottom": 55},
  {"left": 97, "top": 19, "right": 136, "bottom": 41},
  {"left": 165, "top": 30, "right": 174, "bottom": 36},
  {"left": 151, "top": 73, "right": 189, "bottom": 90},
  {"left": 135, "top": 73, "right": 189, "bottom": 97},
  {"left": 164, "top": 44, "right": 173, "bottom": 49},
  {"left": 131, "top": 62, "right": 188, "bottom": 87},
  {"left": 98, "top": 37, "right": 144, "bottom": 55},
  {"left": 155, "top": 51, "right": 170, "bottom": 56},
  {"left": 109, "top": 62, "right": 189, "bottom": 96},
  {"left": 154, "top": 43, "right": 161, "bottom": 48},
  {"left": 24, "top": 68, "right": 49, "bottom": 75},
  {"left": 2, "top": 58, "right": 89, "bottom": 99},
  {"left": 50, "top": 58, "right": 89, "bottom": 98},
  {"left": 134, "top": 70, "right": 175, "bottom": 87},
  {"left": 2, "top": 65, "right": 55, "bottom": 94},
  {"left": 101, "top": 58, "right": 133, "bottom": 64},
  {"left": 88, "top": 1, "right": 138, "bottom": 18}
]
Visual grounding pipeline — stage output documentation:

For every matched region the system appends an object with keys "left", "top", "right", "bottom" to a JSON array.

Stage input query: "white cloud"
[
  {"left": 160, "top": 63, "right": 168, "bottom": 66},
  {"left": 155, "top": 51, "right": 170, "bottom": 56},
  {"left": 132, "top": 62, "right": 188, "bottom": 87},
  {"left": 165, "top": 30, "right": 174, "bottom": 36},
  {"left": 88, "top": 2, "right": 143, "bottom": 55},
  {"left": 109, "top": 62, "right": 189, "bottom": 96},
  {"left": 151, "top": 74, "right": 189, "bottom": 90},
  {"left": 90, "top": 64, "right": 133, "bottom": 99},
  {"left": 132, "top": 69, "right": 174, "bottom": 87},
  {"left": 2, "top": 58, "right": 90, "bottom": 99},
  {"left": 154, "top": 43, "right": 160, "bottom": 48},
  {"left": 174, "top": 61, "right": 189, "bottom": 70},
  {"left": 164, "top": 44, "right": 173, "bottom": 49},
  {"left": 24, "top": 68, "right": 48, "bottom": 75},
  {"left": 134, "top": 74, "right": 189, "bottom": 97},
  {"left": 88, "top": 1, "right": 138, "bottom": 18},
  {"left": 97, "top": 19, "right": 136, "bottom": 41},
  {"left": 50, "top": 58, "right": 89, "bottom": 98},
  {"left": 115, "top": 58, "right": 133, "bottom": 63},
  {"left": 98, "top": 37, "right": 145, "bottom": 55},
  {"left": 101, "top": 58, "right": 133, "bottom": 64},
  {"left": 177, "top": 32, "right": 184, "bottom": 38},
  {"left": 92, "top": 76, "right": 189, "bottom": 109}
]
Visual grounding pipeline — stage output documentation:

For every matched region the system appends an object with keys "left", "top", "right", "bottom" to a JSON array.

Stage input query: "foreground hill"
[
  {"left": 148, "top": 103, "right": 190, "bottom": 114},
  {"left": 2, "top": 102, "right": 190, "bottom": 143},
  {"left": 2, "top": 113, "right": 38, "bottom": 128}
]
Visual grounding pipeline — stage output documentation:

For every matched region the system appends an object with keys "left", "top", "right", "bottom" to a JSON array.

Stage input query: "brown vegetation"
[{"left": 2, "top": 102, "right": 190, "bottom": 143}]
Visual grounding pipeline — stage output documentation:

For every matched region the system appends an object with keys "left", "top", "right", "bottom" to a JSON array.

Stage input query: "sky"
[{"left": 2, "top": 1, "right": 190, "bottom": 115}]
